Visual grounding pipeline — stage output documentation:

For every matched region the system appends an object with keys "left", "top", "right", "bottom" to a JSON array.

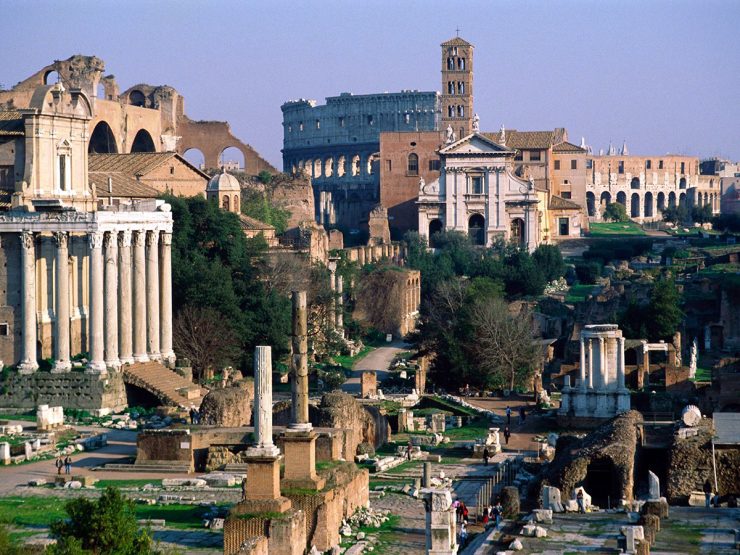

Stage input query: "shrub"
[{"left": 575, "top": 261, "right": 601, "bottom": 283}]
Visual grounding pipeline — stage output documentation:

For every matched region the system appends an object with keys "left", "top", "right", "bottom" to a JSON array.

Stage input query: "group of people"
[
  {"left": 482, "top": 502, "right": 503, "bottom": 528},
  {"left": 189, "top": 406, "right": 201, "bottom": 425},
  {"left": 505, "top": 405, "right": 526, "bottom": 426},
  {"left": 55, "top": 456, "right": 72, "bottom": 475},
  {"left": 453, "top": 501, "right": 469, "bottom": 546}
]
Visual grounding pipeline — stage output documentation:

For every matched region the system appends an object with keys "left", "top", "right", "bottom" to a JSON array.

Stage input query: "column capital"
[
  {"left": 52, "top": 231, "right": 68, "bottom": 249},
  {"left": 20, "top": 231, "right": 34, "bottom": 249},
  {"left": 103, "top": 231, "right": 118, "bottom": 250},
  {"left": 133, "top": 230, "right": 146, "bottom": 247},
  {"left": 160, "top": 231, "right": 172, "bottom": 246},
  {"left": 119, "top": 230, "right": 132, "bottom": 248},
  {"left": 146, "top": 230, "right": 160, "bottom": 247},
  {"left": 88, "top": 231, "right": 104, "bottom": 250}
]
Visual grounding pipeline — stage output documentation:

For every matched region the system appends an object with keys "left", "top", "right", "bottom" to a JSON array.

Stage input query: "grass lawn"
[
  {"left": 691, "top": 367, "right": 712, "bottom": 382},
  {"left": 565, "top": 284, "right": 597, "bottom": 303},
  {"left": 340, "top": 514, "right": 401, "bottom": 551},
  {"left": 588, "top": 222, "right": 646, "bottom": 236},
  {"left": 0, "top": 412, "right": 37, "bottom": 422},
  {"left": 94, "top": 479, "right": 162, "bottom": 489},
  {"left": 333, "top": 345, "right": 373, "bottom": 371},
  {"left": 384, "top": 461, "right": 423, "bottom": 475},
  {"left": 443, "top": 418, "right": 490, "bottom": 441}
]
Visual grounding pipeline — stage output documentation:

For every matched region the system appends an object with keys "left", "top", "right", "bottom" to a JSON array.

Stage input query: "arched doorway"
[
  {"left": 668, "top": 192, "right": 676, "bottom": 208},
  {"left": 586, "top": 192, "right": 596, "bottom": 217},
  {"left": 584, "top": 458, "right": 622, "bottom": 509},
  {"left": 468, "top": 214, "right": 486, "bottom": 245},
  {"left": 616, "top": 191, "right": 627, "bottom": 206},
  {"left": 428, "top": 219, "right": 443, "bottom": 247},
  {"left": 510, "top": 217, "right": 525, "bottom": 246},
  {"left": 631, "top": 193, "right": 640, "bottom": 218},
  {"left": 88, "top": 121, "right": 118, "bottom": 154},
  {"left": 183, "top": 148, "right": 205, "bottom": 170},
  {"left": 130, "top": 129, "right": 156, "bottom": 153},
  {"left": 644, "top": 192, "right": 654, "bottom": 218},
  {"left": 600, "top": 192, "right": 611, "bottom": 216},
  {"left": 656, "top": 192, "right": 666, "bottom": 212},
  {"left": 679, "top": 192, "right": 686, "bottom": 207}
]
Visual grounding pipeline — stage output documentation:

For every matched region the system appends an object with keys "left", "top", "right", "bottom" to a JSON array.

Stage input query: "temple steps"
[{"left": 122, "top": 361, "right": 208, "bottom": 409}]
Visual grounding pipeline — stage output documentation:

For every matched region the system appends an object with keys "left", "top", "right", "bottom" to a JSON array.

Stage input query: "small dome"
[{"left": 207, "top": 169, "right": 241, "bottom": 193}]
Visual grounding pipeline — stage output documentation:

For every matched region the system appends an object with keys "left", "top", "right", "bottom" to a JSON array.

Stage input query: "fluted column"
[
  {"left": 579, "top": 336, "right": 586, "bottom": 391},
  {"left": 146, "top": 230, "right": 161, "bottom": 360},
  {"left": 617, "top": 336, "right": 626, "bottom": 389},
  {"left": 52, "top": 232, "right": 71, "bottom": 372},
  {"left": 18, "top": 232, "right": 38, "bottom": 374},
  {"left": 132, "top": 230, "right": 148, "bottom": 362},
  {"left": 587, "top": 338, "right": 594, "bottom": 389},
  {"left": 86, "top": 232, "right": 106, "bottom": 374},
  {"left": 248, "top": 346, "right": 280, "bottom": 457},
  {"left": 103, "top": 232, "right": 119, "bottom": 369},
  {"left": 118, "top": 231, "right": 133, "bottom": 364},
  {"left": 159, "top": 231, "right": 174, "bottom": 365}
]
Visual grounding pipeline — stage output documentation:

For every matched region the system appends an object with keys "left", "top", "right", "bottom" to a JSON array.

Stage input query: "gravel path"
[{"left": 342, "top": 341, "right": 411, "bottom": 394}]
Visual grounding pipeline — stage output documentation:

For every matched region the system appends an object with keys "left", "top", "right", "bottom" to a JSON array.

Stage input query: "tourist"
[
  {"left": 703, "top": 479, "right": 713, "bottom": 508},
  {"left": 455, "top": 501, "right": 463, "bottom": 524},
  {"left": 482, "top": 505, "right": 489, "bottom": 526},
  {"left": 576, "top": 488, "right": 585, "bottom": 513},
  {"left": 406, "top": 441, "right": 413, "bottom": 461},
  {"left": 64, "top": 455, "right": 72, "bottom": 475},
  {"left": 459, "top": 521, "right": 468, "bottom": 546},
  {"left": 493, "top": 503, "right": 502, "bottom": 526},
  {"left": 461, "top": 501, "right": 469, "bottom": 524},
  {"left": 505, "top": 406, "right": 511, "bottom": 426},
  {"left": 55, "top": 457, "right": 63, "bottom": 475},
  {"left": 483, "top": 447, "right": 490, "bottom": 466},
  {"left": 189, "top": 406, "right": 196, "bottom": 424},
  {"left": 518, "top": 406, "right": 526, "bottom": 425},
  {"left": 503, "top": 426, "right": 511, "bottom": 445}
]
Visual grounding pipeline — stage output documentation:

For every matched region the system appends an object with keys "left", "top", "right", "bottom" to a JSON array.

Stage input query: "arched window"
[
  {"left": 458, "top": 82, "right": 465, "bottom": 94},
  {"left": 630, "top": 177, "right": 640, "bottom": 190},
  {"left": 458, "top": 106, "right": 465, "bottom": 117},
  {"left": 233, "top": 195, "right": 239, "bottom": 212},
  {"left": 458, "top": 58, "right": 466, "bottom": 70},
  {"left": 57, "top": 140, "right": 71, "bottom": 192},
  {"left": 222, "top": 195, "right": 230, "bottom": 211},
  {"left": 447, "top": 58, "right": 454, "bottom": 70},
  {"left": 448, "top": 81, "right": 454, "bottom": 94},
  {"left": 469, "top": 214, "right": 486, "bottom": 245},
  {"left": 351, "top": 155, "right": 360, "bottom": 176},
  {"left": 407, "top": 153, "right": 419, "bottom": 176},
  {"left": 510, "top": 218, "right": 525, "bottom": 245},
  {"left": 448, "top": 106, "right": 454, "bottom": 118}
]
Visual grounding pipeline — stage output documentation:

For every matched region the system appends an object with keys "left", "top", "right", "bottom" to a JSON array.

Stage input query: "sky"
[{"left": 3, "top": 0, "right": 739, "bottom": 168}]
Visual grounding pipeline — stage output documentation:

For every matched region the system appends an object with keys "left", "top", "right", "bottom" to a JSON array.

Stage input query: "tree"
[
  {"left": 49, "top": 487, "right": 153, "bottom": 555},
  {"left": 691, "top": 204, "right": 713, "bottom": 224},
  {"left": 602, "top": 202, "right": 629, "bottom": 222},
  {"left": 241, "top": 188, "right": 290, "bottom": 234},
  {"left": 469, "top": 298, "right": 542, "bottom": 391},
  {"left": 532, "top": 244, "right": 566, "bottom": 282},
  {"left": 173, "top": 305, "right": 241, "bottom": 381},
  {"left": 646, "top": 278, "right": 683, "bottom": 340},
  {"left": 661, "top": 204, "right": 689, "bottom": 225}
]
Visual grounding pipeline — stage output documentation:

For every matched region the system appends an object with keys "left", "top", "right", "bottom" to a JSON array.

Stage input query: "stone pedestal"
[
  {"left": 243, "top": 454, "right": 292, "bottom": 513},
  {"left": 617, "top": 389, "right": 631, "bottom": 413},
  {"left": 424, "top": 488, "right": 458, "bottom": 555},
  {"left": 281, "top": 430, "right": 326, "bottom": 491}
]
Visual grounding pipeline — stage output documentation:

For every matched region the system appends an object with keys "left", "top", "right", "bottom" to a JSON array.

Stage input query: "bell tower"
[{"left": 441, "top": 35, "right": 474, "bottom": 139}]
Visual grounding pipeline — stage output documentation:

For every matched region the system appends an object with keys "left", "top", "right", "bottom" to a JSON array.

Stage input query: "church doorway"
[
  {"left": 428, "top": 219, "right": 443, "bottom": 247},
  {"left": 468, "top": 214, "right": 485, "bottom": 245},
  {"left": 510, "top": 218, "right": 525, "bottom": 246}
]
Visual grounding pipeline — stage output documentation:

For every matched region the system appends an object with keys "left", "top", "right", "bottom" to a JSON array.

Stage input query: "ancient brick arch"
[{"left": 176, "top": 117, "right": 276, "bottom": 175}]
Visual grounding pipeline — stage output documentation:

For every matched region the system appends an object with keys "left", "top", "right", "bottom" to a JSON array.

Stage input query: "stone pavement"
[
  {"left": 342, "top": 341, "right": 411, "bottom": 394},
  {"left": 653, "top": 507, "right": 740, "bottom": 555},
  {"left": 370, "top": 491, "right": 426, "bottom": 554},
  {"left": 151, "top": 528, "right": 222, "bottom": 553}
]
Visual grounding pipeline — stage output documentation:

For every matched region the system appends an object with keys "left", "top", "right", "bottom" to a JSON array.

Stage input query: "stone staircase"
[{"left": 122, "top": 361, "right": 208, "bottom": 409}]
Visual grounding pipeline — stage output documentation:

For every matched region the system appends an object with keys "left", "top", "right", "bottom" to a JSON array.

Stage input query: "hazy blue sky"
[{"left": 4, "top": 0, "right": 739, "bottom": 167}]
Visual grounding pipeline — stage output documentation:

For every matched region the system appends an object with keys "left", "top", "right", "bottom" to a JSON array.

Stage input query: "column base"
[
  {"left": 287, "top": 422, "right": 313, "bottom": 433},
  {"left": 148, "top": 352, "right": 162, "bottom": 362},
  {"left": 119, "top": 356, "right": 134, "bottom": 366},
  {"left": 281, "top": 430, "right": 324, "bottom": 491},
  {"left": 51, "top": 360, "right": 72, "bottom": 373},
  {"left": 105, "top": 359, "right": 122, "bottom": 371},
  {"left": 85, "top": 362, "right": 108, "bottom": 375},
  {"left": 160, "top": 351, "right": 176, "bottom": 368},
  {"left": 133, "top": 353, "right": 149, "bottom": 363},
  {"left": 18, "top": 360, "right": 39, "bottom": 374},
  {"left": 245, "top": 454, "right": 285, "bottom": 502}
]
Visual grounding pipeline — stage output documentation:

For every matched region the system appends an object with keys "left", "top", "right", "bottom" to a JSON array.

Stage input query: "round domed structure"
[{"left": 207, "top": 169, "right": 241, "bottom": 213}]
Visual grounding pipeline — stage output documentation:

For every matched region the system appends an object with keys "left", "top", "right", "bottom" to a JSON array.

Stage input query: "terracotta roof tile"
[
  {"left": 88, "top": 153, "right": 209, "bottom": 179},
  {"left": 0, "top": 111, "right": 24, "bottom": 136},
  {"left": 441, "top": 37, "right": 473, "bottom": 47},
  {"left": 549, "top": 195, "right": 582, "bottom": 210},
  {"left": 553, "top": 141, "right": 587, "bottom": 153},
  {"left": 483, "top": 130, "right": 559, "bottom": 150},
  {"left": 239, "top": 214, "right": 275, "bottom": 231},
  {"left": 89, "top": 171, "right": 160, "bottom": 199}
]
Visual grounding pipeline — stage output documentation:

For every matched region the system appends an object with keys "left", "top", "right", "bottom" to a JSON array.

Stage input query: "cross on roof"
[{"left": 456, "top": 27, "right": 460, "bottom": 37}]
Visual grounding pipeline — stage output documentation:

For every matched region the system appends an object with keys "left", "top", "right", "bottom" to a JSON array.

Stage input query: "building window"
[
  {"left": 407, "top": 153, "right": 418, "bottom": 176},
  {"left": 0, "top": 323, "right": 8, "bottom": 336},
  {"left": 646, "top": 159, "right": 652, "bottom": 170},
  {"left": 299, "top": 122, "right": 304, "bottom": 132},
  {"left": 530, "top": 151, "right": 541, "bottom": 162},
  {"left": 458, "top": 58, "right": 466, "bottom": 70},
  {"left": 586, "top": 159, "right": 593, "bottom": 169},
  {"left": 559, "top": 218, "right": 570, "bottom": 236},
  {"left": 515, "top": 151, "right": 523, "bottom": 161},
  {"left": 659, "top": 160, "right": 664, "bottom": 169},
  {"left": 315, "top": 119, "right": 320, "bottom": 129},
  {"left": 561, "top": 191, "right": 572, "bottom": 199},
  {"left": 681, "top": 162, "right": 685, "bottom": 174},
  {"left": 447, "top": 57, "right": 454, "bottom": 70},
  {"left": 339, "top": 117, "right": 345, "bottom": 127},
  {"left": 448, "top": 106, "right": 454, "bottom": 118},
  {"left": 58, "top": 155, "right": 67, "bottom": 191},
  {"left": 470, "top": 175, "right": 483, "bottom": 194},
  {"left": 367, "top": 115, "right": 374, "bottom": 126},
  {"left": 448, "top": 81, "right": 454, "bottom": 94},
  {"left": 404, "top": 113, "right": 410, "bottom": 124},
  {"left": 554, "top": 160, "right": 560, "bottom": 170},
  {"left": 458, "top": 82, "right": 465, "bottom": 94},
  {"left": 429, "top": 159, "right": 440, "bottom": 171},
  {"left": 457, "top": 105, "right": 465, "bottom": 117},
  {"left": 385, "top": 160, "right": 392, "bottom": 172},
  {"left": 288, "top": 125, "right": 292, "bottom": 133},
  {"left": 618, "top": 161, "right": 625, "bottom": 174},
  {"left": 571, "top": 159, "right": 577, "bottom": 170}
]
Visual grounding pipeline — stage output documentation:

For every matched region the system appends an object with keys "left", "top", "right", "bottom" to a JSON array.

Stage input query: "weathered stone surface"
[
  {"left": 199, "top": 381, "right": 254, "bottom": 427},
  {"left": 648, "top": 470, "right": 660, "bottom": 500},
  {"left": 501, "top": 486, "right": 520, "bottom": 518},
  {"left": 641, "top": 499, "right": 668, "bottom": 519},
  {"left": 314, "top": 392, "right": 390, "bottom": 458}
]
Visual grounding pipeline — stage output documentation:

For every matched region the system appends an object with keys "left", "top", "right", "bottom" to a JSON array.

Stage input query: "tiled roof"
[
  {"left": 0, "top": 189, "right": 12, "bottom": 210},
  {"left": 483, "top": 128, "right": 567, "bottom": 150},
  {"left": 0, "top": 111, "right": 24, "bottom": 136},
  {"left": 239, "top": 214, "right": 274, "bottom": 231},
  {"left": 549, "top": 195, "right": 582, "bottom": 210},
  {"left": 553, "top": 141, "right": 587, "bottom": 153},
  {"left": 88, "top": 152, "right": 208, "bottom": 179},
  {"left": 441, "top": 37, "right": 472, "bottom": 47},
  {"left": 89, "top": 171, "right": 160, "bottom": 199}
]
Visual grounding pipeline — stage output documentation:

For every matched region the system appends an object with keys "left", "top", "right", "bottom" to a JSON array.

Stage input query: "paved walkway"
[
  {"left": 370, "top": 492, "right": 426, "bottom": 555},
  {"left": 342, "top": 341, "right": 411, "bottom": 394},
  {"left": 653, "top": 507, "right": 740, "bottom": 555},
  {"left": 465, "top": 396, "right": 552, "bottom": 453}
]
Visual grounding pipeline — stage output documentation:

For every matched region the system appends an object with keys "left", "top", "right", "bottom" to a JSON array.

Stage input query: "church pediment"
[{"left": 439, "top": 133, "right": 514, "bottom": 156}]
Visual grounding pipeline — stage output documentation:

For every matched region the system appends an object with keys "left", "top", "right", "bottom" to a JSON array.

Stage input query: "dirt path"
[{"left": 341, "top": 341, "right": 411, "bottom": 394}]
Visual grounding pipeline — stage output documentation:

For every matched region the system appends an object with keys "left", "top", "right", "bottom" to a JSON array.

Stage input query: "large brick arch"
[{"left": 176, "top": 117, "right": 276, "bottom": 175}]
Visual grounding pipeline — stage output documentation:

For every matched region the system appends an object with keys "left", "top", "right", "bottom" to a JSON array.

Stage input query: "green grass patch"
[
  {"left": 94, "top": 479, "right": 162, "bottom": 489},
  {"left": 588, "top": 222, "right": 646, "bottom": 236},
  {"left": 565, "top": 284, "right": 597, "bottom": 303},
  {"left": 0, "top": 496, "right": 67, "bottom": 527},
  {"left": 135, "top": 504, "right": 218, "bottom": 530},
  {"left": 690, "top": 366, "right": 712, "bottom": 382},
  {"left": 333, "top": 345, "right": 373, "bottom": 371},
  {"left": 0, "top": 412, "right": 36, "bottom": 422},
  {"left": 414, "top": 395, "right": 478, "bottom": 417},
  {"left": 368, "top": 479, "right": 409, "bottom": 489},
  {"left": 443, "top": 418, "right": 491, "bottom": 441},
  {"left": 340, "top": 514, "right": 401, "bottom": 549},
  {"left": 384, "top": 461, "right": 423, "bottom": 475}
]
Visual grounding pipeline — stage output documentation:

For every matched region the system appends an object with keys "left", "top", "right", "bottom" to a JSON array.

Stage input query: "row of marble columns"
[
  {"left": 578, "top": 335, "right": 626, "bottom": 391},
  {"left": 18, "top": 229, "right": 173, "bottom": 374},
  {"left": 403, "top": 276, "right": 421, "bottom": 318}
]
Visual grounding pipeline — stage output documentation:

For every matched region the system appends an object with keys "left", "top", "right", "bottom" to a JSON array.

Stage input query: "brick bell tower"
[{"left": 441, "top": 35, "right": 474, "bottom": 139}]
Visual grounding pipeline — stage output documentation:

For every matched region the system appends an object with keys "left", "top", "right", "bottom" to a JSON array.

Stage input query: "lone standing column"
[
  {"left": 118, "top": 231, "right": 133, "bottom": 364},
  {"left": 336, "top": 275, "right": 344, "bottom": 335},
  {"left": 579, "top": 336, "right": 586, "bottom": 391},
  {"left": 132, "top": 230, "right": 148, "bottom": 362},
  {"left": 328, "top": 264, "right": 337, "bottom": 330},
  {"left": 249, "top": 346, "right": 280, "bottom": 457},
  {"left": 19, "top": 232, "right": 39, "bottom": 374},
  {"left": 52, "top": 232, "right": 71, "bottom": 373},
  {"left": 159, "top": 231, "right": 174, "bottom": 366},
  {"left": 86, "top": 232, "right": 106, "bottom": 373},
  {"left": 103, "top": 232, "right": 119, "bottom": 369},
  {"left": 146, "top": 231, "right": 160, "bottom": 360},
  {"left": 291, "top": 290, "right": 310, "bottom": 429}
]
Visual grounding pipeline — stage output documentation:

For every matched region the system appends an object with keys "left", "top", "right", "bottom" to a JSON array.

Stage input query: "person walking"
[
  {"left": 459, "top": 521, "right": 468, "bottom": 547},
  {"left": 503, "top": 426, "right": 511, "bottom": 445},
  {"left": 64, "top": 455, "right": 72, "bottom": 475},
  {"left": 406, "top": 441, "right": 413, "bottom": 461},
  {"left": 505, "top": 406, "right": 511, "bottom": 426},
  {"left": 483, "top": 447, "right": 490, "bottom": 466},
  {"left": 518, "top": 406, "right": 526, "bottom": 425},
  {"left": 703, "top": 479, "right": 713, "bottom": 508},
  {"left": 55, "top": 457, "right": 63, "bottom": 475},
  {"left": 576, "top": 488, "right": 586, "bottom": 513}
]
